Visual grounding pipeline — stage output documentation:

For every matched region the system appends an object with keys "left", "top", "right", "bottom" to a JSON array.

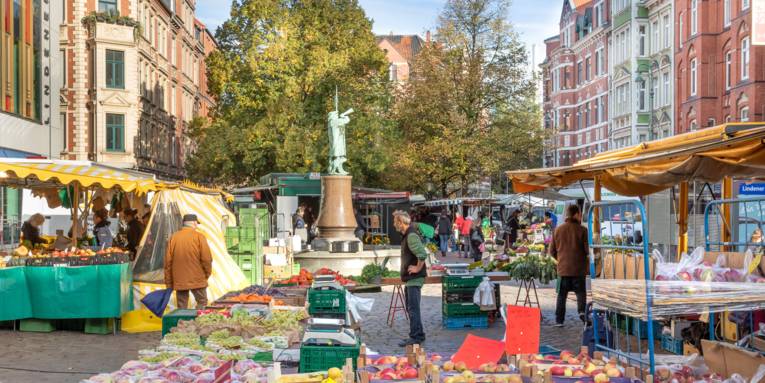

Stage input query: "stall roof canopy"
[
  {"left": 0, "top": 159, "right": 166, "bottom": 194},
  {"left": 507, "top": 123, "right": 765, "bottom": 196},
  {"left": 415, "top": 197, "right": 498, "bottom": 207}
]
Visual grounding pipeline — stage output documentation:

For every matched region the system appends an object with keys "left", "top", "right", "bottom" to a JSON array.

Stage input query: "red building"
[
  {"left": 675, "top": 0, "right": 764, "bottom": 133},
  {"left": 541, "top": 0, "right": 611, "bottom": 167},
  {"left": 195, "top": 19, "right": 217, "bottom": 119}
]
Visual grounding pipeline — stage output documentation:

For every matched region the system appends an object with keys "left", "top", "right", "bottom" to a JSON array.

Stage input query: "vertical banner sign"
[
  {"left": 754, "top": 0, "right": 765, "bottom": 45},
  {"left": 505, "top": 305, "right": 541, "bottom": 355}
]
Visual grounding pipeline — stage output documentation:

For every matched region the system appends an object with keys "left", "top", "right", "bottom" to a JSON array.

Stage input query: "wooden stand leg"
[{"left": 387, "top": 285, "right": 409, "bottom": 326}]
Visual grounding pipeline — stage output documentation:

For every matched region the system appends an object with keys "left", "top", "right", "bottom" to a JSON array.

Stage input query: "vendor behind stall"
[
  {"left": 124, "top": 209, "right": 144, "bottom": 258},
  {"left": 21, "top": 213, "right": 46, "bottom": 245},
  {"left": 93, "top": 208, "right": 114, "bottom": 248}
]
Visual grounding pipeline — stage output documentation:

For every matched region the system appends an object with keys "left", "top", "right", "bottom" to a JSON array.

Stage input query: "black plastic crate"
[
  {"left": 68, "top": 256, "right": 96, "bottom": 266},
  {"left": 26, "top": 257, "right": 69, "bottom": 266},
  {"left": 95, "top": 252, "right": 130, "bottom": 264}
]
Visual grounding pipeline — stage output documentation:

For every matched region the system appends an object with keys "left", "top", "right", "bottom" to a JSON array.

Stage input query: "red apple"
[
  {"left": 550, "top": 366, "right": 567, "bottom": 376},
  {"left": 401, "top": 367, "right": 418, "bottom": 379},
  {"left": 677, "top": 271, "right": 693, "bottom": 281},
  {"left": 573, "top": 369, "right": 588, "bottom": 377}
]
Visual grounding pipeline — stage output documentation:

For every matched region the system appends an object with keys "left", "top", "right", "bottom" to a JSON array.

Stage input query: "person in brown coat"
[
  {"left": 164, "top": 214, "right": 213, "bottom": 309},
  {"left": 549, "top": 204, "right": 589, "bottom": 327}
]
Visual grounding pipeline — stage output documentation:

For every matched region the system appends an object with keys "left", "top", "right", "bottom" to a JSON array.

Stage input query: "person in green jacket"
[{"left": 394, "top": 210, "right": 427, "bottom": 347}]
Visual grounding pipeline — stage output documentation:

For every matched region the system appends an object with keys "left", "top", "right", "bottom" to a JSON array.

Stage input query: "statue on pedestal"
[{"left": 327, "top": 90, "right": 353, "bottom": 175}]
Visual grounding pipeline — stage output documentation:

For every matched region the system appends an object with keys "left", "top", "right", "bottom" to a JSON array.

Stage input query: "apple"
[
  {"left": 584, "top": 363, "right": 597, "bottom": 374},
  {"left": 590, "top": 369, "right": 604, "bottom": 377},
  {"left": 568, "top": 357, "right": 580, "bottom": 365},
  {"left": 656, "top": 368, "right": 671, "bottom": 381},
  {"left": 455, "top": 361, "right": 468, "bottom": 372},
  {"left": 401, "top": 367, "right": 418, "bottom": 379},
  {"left": 534, "top": 355, "right": 544, "bottom": 361},
  {"left": 606, "top": 367, "right": 622, "bottom": 378},
  {"left": 462, "top": 370, "right": 475, "bottom": 379},
  {"left": 544, "top": 355, "right": 558, "bottom": 361},
  {"left": 573, "top": 369, "right": 588, "bottom": 377},
  {"left": 443, "top": 361, "right": 455, "bottom": 371},
  {"left": 594, "top": 373, "right": 609, "bottom": 383},
  {"left": 431, "top": 354, "right": 443, "bottom": 362},
  {"left": 550, "top": 366, "right": 567, "bottom": 376},
  {"left": 564, "top": 368, "right": 574, "bottom": 377},
  {"left": 444, "top": 377, "right": 457, "bottom": 383},
  {"left": 677, "top": 271, "right": 693, "bottom": 281},
  {"left": 507, "top": 374, "right": 523, "bottom": 383},
  {"left": 559, "top": 350, "right": 573, "bottom": 360}
]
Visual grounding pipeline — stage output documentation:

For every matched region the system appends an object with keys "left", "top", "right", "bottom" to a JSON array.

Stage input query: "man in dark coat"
[{"left": 549, "top": 204, "right": 589, "bottom": 327}]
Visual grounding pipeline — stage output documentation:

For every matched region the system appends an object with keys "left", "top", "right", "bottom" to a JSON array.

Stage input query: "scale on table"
[
  {"left": 312, "top": 274, "right": 343, "bottom": 290},
  {"left": 443, "top": 263, "right": 470, "bottom": 276},
  {"left": 301, "top": 317, "right": 357, "bottom": 346}
]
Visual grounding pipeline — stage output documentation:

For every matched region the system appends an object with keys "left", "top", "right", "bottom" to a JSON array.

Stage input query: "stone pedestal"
[{"left": 315, "top": 175, "right": 357, "bottom": 241}]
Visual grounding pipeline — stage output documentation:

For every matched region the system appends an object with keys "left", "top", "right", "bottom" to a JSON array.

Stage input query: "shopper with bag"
[
  {"left": 549, "top": 204, "right": 589, "bottom": 327},
  {"left": 470, "top": 221, "right": 485, "bottom": 262}
]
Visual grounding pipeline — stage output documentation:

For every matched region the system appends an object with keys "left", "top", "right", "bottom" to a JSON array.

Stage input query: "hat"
[{"left": 182, "top": 214, "right": 199, "bottom": 223}]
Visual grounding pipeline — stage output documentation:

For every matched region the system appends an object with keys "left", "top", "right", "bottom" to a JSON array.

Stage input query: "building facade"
[
  {"left": 376, "top": 34, "right": 427, "bottom": 83},
  {"left": 541, "top": 0, "right": 610, "bottom": 167},
  {"left": 675, "top": 0, "right": 763, "bottom": 133},
  {"left": 195, "top": 19, "right": 216, "bottom": 119},
  {"left": 61, "top": 0, "right": 213, "bottom": 179}
]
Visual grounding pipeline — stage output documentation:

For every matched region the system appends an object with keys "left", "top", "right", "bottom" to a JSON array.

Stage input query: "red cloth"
[
  {"left": 454, "top": 216, "right": 464, "bottom": 231},
  {"left": 460, "top": 218, "right": 473, "bottom": 235}
]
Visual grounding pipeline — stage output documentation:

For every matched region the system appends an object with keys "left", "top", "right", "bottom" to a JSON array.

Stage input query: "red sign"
[
  {"left": 214, "top": 360, "right": 234, "bottom": 383},
  {"left": 451, "top": 334, "right": 506, "bottom": 370},
  {"left": 504, "top": 305, "right": 541, "bottom": 355},
  {"left": 754, "top": 0, "right": 765, "bottom": 45}
]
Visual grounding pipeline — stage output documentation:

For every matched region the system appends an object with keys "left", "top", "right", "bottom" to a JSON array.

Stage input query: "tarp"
[
  {"left": 0, "top": 159, "right": 164, "bottom": 195},
  {"left": 507, "top": 123, "right": 765, "bottom": 196},
  {"left": 131, "top": 188, "right": 249, "bottom": 309}
]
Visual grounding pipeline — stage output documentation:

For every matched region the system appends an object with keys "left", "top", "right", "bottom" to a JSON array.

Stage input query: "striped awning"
[{"left": 0, "top": 159, "right": 165, "bottom": 195}]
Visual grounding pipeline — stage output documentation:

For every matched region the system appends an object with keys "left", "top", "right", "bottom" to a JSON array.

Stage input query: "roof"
[
  {"left": 194, "top": 18, "right": 218, "bottom": 47},
  {"left": 572, "top": 0, "right": 592, "bottom": 9},
  {"left": 376, "top": 34, "right": 425, "bottom": 63},
  {"left": 506, "top": 123, "right": 765, "bottom": 196}
]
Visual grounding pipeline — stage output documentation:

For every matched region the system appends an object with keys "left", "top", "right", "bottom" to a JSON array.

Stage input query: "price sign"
[
  {"left": 505, "top": 305, "right": 541, "bottom": 355},
  {"left": 451, "top": 334, "right": 506, "bottom": 370}
]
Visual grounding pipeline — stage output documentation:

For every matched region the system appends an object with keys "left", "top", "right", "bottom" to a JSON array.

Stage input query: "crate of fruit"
[
  {"left": 299, "top": 339, "right": 360, "bottom": 373},
  {"left": 442, "top": 302, "right": 482, "bottom": 317},
  {"left": 442, "top": 275, "right": 482, "bottom": 292}
]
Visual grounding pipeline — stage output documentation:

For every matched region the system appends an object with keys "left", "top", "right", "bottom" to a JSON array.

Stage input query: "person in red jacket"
[{"left": 549, "top": 204, "right": 589, "bottom": 327}]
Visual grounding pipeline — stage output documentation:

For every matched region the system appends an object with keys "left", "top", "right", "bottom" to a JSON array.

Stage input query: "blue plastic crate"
[
  {"left": 629, "top": 318, "right": 661, "bottom": 339},
  {"left": 661, "top": 334, "right": 684, "bottom": 355},
  {"left": 539, "top": 345, "right": 560, "bottom": 356},
  {"left": 443, "top": 315, "right": 488, "bottom": 329}
]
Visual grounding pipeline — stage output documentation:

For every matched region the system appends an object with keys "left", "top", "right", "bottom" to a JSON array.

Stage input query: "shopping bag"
[{"left": 141, "top": 288, "right": 173, "bottom": 317}]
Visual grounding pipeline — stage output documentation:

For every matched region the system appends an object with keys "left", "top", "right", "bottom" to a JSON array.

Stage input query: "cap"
[{"left": 182, "top": 214, "right": 199, "bottom": 223}]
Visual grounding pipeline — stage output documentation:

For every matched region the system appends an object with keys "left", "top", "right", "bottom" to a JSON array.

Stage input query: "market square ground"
[{"left": 0, "top": 283, "right": 584, "bottom": 383}]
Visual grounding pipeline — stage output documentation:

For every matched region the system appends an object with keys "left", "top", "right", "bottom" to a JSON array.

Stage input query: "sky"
[{"left": 195, "top": 0, "right": 562, "bottom": 70}]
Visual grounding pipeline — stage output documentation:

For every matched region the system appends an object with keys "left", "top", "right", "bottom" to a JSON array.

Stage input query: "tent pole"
[
  {"left": 678, "top": 181, "right": 689, "bottom": 258},
  {"left": 722, "top": 177, "right": 733, "bottom": 250},
  {"left": 72, "top": 183, "right": 80, "bottom": 243},
  {"left": 593, "top": 177, "right": 601, "bottom": 237}
]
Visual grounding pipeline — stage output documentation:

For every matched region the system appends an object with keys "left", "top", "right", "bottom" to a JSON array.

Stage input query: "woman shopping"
[
  {"left": 93, "top": 208, "right": 114, "bottom": 248},
  {"left": 21, "top": 213, "right": 46, "bottom": 245}
]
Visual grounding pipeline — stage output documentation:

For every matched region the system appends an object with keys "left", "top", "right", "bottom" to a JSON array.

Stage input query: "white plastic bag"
[
  {"left": 346, "top": 291, "right": 374, "bottom": 322},
  {"left": 473, "top": 277, "right": 496, "bottom": 311}
]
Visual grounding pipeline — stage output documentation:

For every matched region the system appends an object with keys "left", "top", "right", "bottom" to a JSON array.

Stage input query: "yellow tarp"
[
  {"left": 0, "top": 159, "right": 164, "bottom": 195},
  {"left": 507, "top": 123, "right": 765, "bottom": 196}
]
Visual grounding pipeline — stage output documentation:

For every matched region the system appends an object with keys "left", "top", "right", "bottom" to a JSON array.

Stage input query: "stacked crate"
[
  {"left": 225, "top": 207, "right": 270, "bottom": 285},
  {"left": 441, "top": 275, "right": 488, "bottom": 329}
]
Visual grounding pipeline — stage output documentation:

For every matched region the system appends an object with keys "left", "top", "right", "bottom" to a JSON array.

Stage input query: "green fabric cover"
[
  {"left": 0, "top": 267, "right": 32, "bottom": 321},
  {"left": 0, "top": 264, "right": 132, "bottom": 320}
]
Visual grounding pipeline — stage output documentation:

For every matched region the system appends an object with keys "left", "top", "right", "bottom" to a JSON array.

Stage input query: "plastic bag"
[
  {"left": 473, "top": 277, "right": 496, "bottom": 311},
  {"left": 346, "top": 291, "right": 374, "bottom": 322}
]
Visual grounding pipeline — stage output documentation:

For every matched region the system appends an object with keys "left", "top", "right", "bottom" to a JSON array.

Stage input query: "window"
[
  {"left": 741, "top": 37, "right": 750, "bottom": 80},
  {"left": 594, "top": 2, "right": 602, "bottom": 26},
  {"left": 679, "top": 12, "right": 684, "bottom": 48},
  {"left": 105, "top": 114, "right": 125, "bottom": 152},
  {"left": 724, "top": 0, "right": 731, "bottom": 26},
  {"left": 639, "top": 25, "right": 646, "bottom": 56},
  {"left": 690, "top": 58, "right": 697, "bottom": 96},
  {"left": 691, "top": 0, "right": 698, "bottom": 35},
  {"left": 577, "top": 61, "right": 583, "bottom": 85},
  {"left": 741, "top": 107, "right": 750, "bottom": 122},
  {"left": 725, "top": 51, "right": 732, "bottom": 90},
  {"left": 594, "top": 50, "right": 600, "bottom": 76},
  {"left": 105, "top": 50, "right": 124, "bottom": 89},
  {"left": 743, "top": 0, "right": 750, "bottom": 10},
  {"left": 61, "top": 49, "right": 67, "bottom": 86},
  {"left": 663, "top": 15, "right": 670, "bottom": 48},
  {"left": 652, "top": 21, "right": 659, "bottom": 53},
  {"left": 585, "top": 57, "right": 591, "bottom": 81},
  {"left": 638, "top": 80, "right": 646, "bottom": 111},
  {"left": 663, "top": 72, "right": 670, "bottom": 106},
  {"left": 623, "top": 29, "right": 629, "bottom": 61},
  {"left": 690, "top": 120, "right": 698, "bottom": 131},
  {"left": 98, "top": 0, "right": 118, "bottom": 14},
  {"left": 652, "top": 76, "right": 659, "bottom": 108}
]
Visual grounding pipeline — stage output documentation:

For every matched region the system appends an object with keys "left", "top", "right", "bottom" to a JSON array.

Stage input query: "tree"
[
  {"left": 387, "top": 0, "right": 543, "bottom": 197},
  {"left": 187, "top": 0, "right": 396, "bottom": 187}
]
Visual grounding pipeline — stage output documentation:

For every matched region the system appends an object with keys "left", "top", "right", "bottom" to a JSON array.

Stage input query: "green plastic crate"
[
  {"left": 299, "top": 340, "right": 360, "bottom": 373},
  {"left": 307, "top": 286, "right": 346, "bottom": 315},
  {"left": 84, "top": 318, "right": 115, "bottom": 335},
  {"left": 442, "top": 302, "right": 482, "bottom": 316},
  {"left": 240, "top": 226, "right": 258, "bottom": 239},
  {"left": 20, "top": 319, "right": 56, "bottom": 333},
  {"left": 442, "top": 276, "right": 482, "bottom": 292},
  {"left": 251, "top": 351, "right": 273, "bottom": 362},
  {"left": 238, "top": 254, "right": 256, "bottom": 271},
  {"left": 292, "top": 263, "right": 301, "bottom": 275},
  {"left": 225, "top": 227, "right": 240, "bottom": 249},
  {"left": 162, "top": 309, "right": 198, "bottom": 337},
  {"left": 238, "top": 241, "right": 261, "bottom": 253},
  {"left": 240, "top": 209, "right": 267, "bottom": 227}
]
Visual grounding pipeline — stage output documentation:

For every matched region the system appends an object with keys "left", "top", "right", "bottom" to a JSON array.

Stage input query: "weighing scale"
[
  {"left": 312, "top": 274, "right": 343, "bottom": 290},
  {"left": 443, "top": 263, "right": 470, "bottom": 276},
  {"left": 301, "top": 317, "right": 358, "bottom": 346}
]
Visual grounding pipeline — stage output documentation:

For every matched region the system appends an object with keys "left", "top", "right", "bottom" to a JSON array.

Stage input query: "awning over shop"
[
  {"left": 0, "top": 159, "right": 165, "bottom": 195},
  {"left": 416, "top": 197, "right": 498, "bottom": 207},
  {"left": 507, "top": 123, "right": 765, "bottom": 196}
]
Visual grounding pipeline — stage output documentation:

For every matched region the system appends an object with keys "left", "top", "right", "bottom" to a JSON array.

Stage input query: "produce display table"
[{"left": 0, "top": 263, "right": 132, "bottom": 321}]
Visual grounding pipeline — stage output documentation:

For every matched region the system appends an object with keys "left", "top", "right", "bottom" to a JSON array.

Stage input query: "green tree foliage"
[
  {"left": 187, "top": 0, "right": 396, "bottom": 186},
  {"left": 387, "top": 0, "right": 544, "bottom": 197}
]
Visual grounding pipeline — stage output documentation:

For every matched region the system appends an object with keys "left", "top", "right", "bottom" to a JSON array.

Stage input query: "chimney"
[{"left": 426, "top": 30, "right": 431, "bottom": 42}]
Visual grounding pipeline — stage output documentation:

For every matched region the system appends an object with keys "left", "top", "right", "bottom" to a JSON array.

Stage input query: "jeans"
[
  {"left": 404, "top": 286, "right": 425, "bottom": 343},
  {"left": 460, "top": 235, "right": 471, "bottom": 257},
  {"left": 438, "top": 234, "right": 450, "bottom": 254},
  {"left": 555, "top": 276, "right": 587, "bottom": 324}
]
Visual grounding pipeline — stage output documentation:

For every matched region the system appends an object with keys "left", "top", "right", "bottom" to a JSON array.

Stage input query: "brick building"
[
  {"left": 675, "top": 0, "right": 763, "bottom": 133},
  {"left": 541, "top": 0, "right": 610, "bottom": 167},
  {"left": 376, "top": 34, "right": 427, "bottom": 83},
  {"left": 61, "top": 0, "right": 214, "bottom": 179},
  {"left": 195, "top": 18, "right": 217, "bottom": 119}
]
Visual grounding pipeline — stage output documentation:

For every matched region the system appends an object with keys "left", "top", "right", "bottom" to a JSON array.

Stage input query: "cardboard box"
[
  {"left": 264, "top": 265, "right": 292, "bottom": 280},
  {"left": 625, "top": 254, "right": 655, "bottom": 280},
  {"left": 705, "top": 251, "right": 765, "bottom": 276},
  {"left": 683, "top": 342, "right": 700, "bottom": 356},
  {"left": 602, "top": 252, "right": 654, "bottom": 280},
  {"left": 701, "top": 339, "right": 765, "bottom": 383},
  {"left": 752, "top": 335, "right": 765, "bottom": 352}
]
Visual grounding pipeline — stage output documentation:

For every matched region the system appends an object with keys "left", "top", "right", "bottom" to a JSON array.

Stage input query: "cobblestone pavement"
[{"left": 0, "top": 283, "right": 585, "bottom": 382}]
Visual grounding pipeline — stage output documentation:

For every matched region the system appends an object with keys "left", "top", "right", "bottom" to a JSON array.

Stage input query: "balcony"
[{"left": 82, "top": 12, "right": 140, "bottom": 43}]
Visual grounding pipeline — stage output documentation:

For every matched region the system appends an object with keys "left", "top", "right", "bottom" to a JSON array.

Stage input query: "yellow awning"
[
  {"left": 507, "top": 123, "right": 765, "bottom": 196},
  {"left": 0, "top": 159, "right": 165, "bottom": 195}
]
